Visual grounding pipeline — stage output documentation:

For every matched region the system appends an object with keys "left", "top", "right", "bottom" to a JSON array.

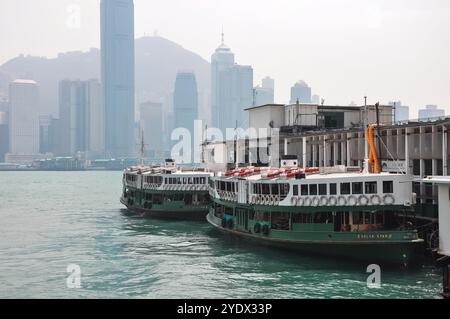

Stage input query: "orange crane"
[{"left": 366, "top": 124, "right": 381, "bottom": 174}]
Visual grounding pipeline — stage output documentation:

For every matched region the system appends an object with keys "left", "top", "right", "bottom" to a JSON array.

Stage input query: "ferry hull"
[
  {"left": 121, "top": 198, "right": 208, "bottom": 221},
  {"left": 207, "top": 213, "right": 424, "bottom": 267}
]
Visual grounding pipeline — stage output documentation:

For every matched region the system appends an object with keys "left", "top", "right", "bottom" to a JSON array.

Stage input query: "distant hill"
[{"left": 0, "top": 36, "right": 211, "bottom": 117}]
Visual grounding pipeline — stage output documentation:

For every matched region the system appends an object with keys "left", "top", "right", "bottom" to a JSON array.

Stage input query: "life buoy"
[
  {"left": 254, "top": 223, "right": 261, "bottom": 234},
  {"left": 383, "top": 194, "right": 395, "bottom": 205},
  {"left": 328, "top": 196, "right": 337, "bottom": 206},
  {"left": 338, "top": 196, "right": 347, "bottom": 206},
  {"left": 370, "top": 194, "right": 381, "bottom": 205},
  {"left": 262, "top": 224, "right": 270, "bottom": 236},
  {"left": 304, "top": 197, "right": 312, "bottom": 207},
  {"left": 312, "top": 196, "right": 320, "bottom": 207},
  {"left": 319, "top": 196, "right": 328, "bottom": 206},
  {"left": 358, "top": 195, "right": 369, "bottom": 206},
  {"left": 347, "top": 195, "right": 358, "bottom": 206},
  {"left": 291, "top": 196, "right": 298, "bottom": 205}
]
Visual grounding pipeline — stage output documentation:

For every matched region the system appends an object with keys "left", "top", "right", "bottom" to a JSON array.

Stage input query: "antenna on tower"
[{"left": 221, "top": 26, "right": 225, "bottom": 45}]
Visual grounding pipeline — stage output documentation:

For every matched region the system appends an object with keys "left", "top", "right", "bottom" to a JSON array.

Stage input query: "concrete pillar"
[
  {"left": 405, "top": 128, "right": 410, "bottom": 175},
  {"left": 284, "top": 138, "right": 288, "bottom": 156},
  {"left": 323, "top": 136, "right": 327, "bottom": 167},
  {"left": 302, "top": 137, "right": 307, "bottom": 169},
  {"left": 346, "top": 133, "right": 351, "bottom": 167},
  {"left": 443, "top": 125, "right": 448, "bottom": 176}
]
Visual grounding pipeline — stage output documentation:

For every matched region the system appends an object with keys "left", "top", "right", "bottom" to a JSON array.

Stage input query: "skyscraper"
[
  {"left": 418, "top": 105, "right": 445, "bottom": 120},
  {"left": 389, "top": 101, "right": 409, "bottom": 122},
  {"left": 174, "top": 72, "right": 198, "bottom": 136},
  {"left": 8, "top": 80, "right": 40, "bottom": 156},
  {"left": 58, "top": 79, "right": 103, "bottom": 157},
  {"left": 211, "top": 33, "right": 253, "bottom": 134},
  {"left": 101, "top": 0, "right": 135, "bottom": 158},
  {"left": 254, "top": 77, "right": 275, "bottom": 106},
  {"left": 290, "top": 80, "right": 311, "bottom": 104}
]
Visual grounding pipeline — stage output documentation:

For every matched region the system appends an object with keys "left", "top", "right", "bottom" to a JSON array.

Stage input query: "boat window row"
[
  {"left": 125, "top": 174, "right": 137, "bottom": 182},
  {"left": 291, "top": 181, "right": 394, "bottom": 196},
  {"left": 165, "top": 176, "right": 207, "bottom": 185},
  {"left": 144, "top": 175, "right": 163, "bottom": 184},
  {"left": 251, "top": 183, "right": 289, "bottom": 197},
  {"left": 215, "top": 181, "right": 237, "bottom": 192}
]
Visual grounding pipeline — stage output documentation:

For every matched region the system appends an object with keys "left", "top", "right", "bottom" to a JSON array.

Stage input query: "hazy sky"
[{"left": 1, "top": 0, "right": 450, "bottom": 116}]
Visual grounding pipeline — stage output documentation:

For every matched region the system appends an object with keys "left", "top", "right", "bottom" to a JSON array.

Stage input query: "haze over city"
[{"left": 1, "top": 0, "right": 450, "bottom": 115}]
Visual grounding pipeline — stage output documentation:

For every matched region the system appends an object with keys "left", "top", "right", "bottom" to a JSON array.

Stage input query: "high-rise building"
[
  {"left": 211, "top": 33, "right": 253, "bottom": 134},
  {"left": 101, "top": 0, "right": 135, "bottom": 158},
  {"left": 253, "top": 77, "right": 274, "bottom": 106},
  {"left": 173, "top": 72, "right": 198, "bottom": 136},
  {"left": 8, "top": 80, "right": 40, "bottom": 156},
  {"left": 58, "top": 79, "right": 103, "bottom": 157},
  {"left": 139, "top": 101, "right": 163, "bottom": 157},
  {"left": 290, "top": 80, "right": 311, "bottom": 104},
  {"left": 0, "top": 111, "right": 8, "bottom": 162},
  {"left": 418, "top": 105, "right": 445, "bottom": 120},
  {"left": 389, "top": 101, "right": 409, "bottom": 122}
]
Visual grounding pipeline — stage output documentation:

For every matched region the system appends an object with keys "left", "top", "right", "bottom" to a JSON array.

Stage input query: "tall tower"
[
  {"left": 174, "top": 72, "right": 198, "bottom": 137},
  {"left": 211, "top": 32, "right": 235, "bottom": 132},
  {"left": 101, "top": 0, "right": 135, "bottom": 158},
  {"left": 290, "top": 80, "right": 311, "bottom": 104},
  {"left": 8, "top": 80, "right": 40, "bottom": 155},
  {"left": 211, "top": 32, "right": 253, "bottom": 135}
]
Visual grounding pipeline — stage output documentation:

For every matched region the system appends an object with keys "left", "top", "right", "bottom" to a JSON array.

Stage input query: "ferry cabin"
[
  {"left": 121, "top": 167, "right": 211, "bottom": 219},
  {"left": 207, "top": 171, "right": 423, "bottom": 265}
]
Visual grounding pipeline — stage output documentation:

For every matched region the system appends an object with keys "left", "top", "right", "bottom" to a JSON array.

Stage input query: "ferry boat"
[
  {"left": 207, "top": 127, "right": 424, "bottom": 266},
  {"left": 121, "top": 159, "right": 212, "bottom": 220}
]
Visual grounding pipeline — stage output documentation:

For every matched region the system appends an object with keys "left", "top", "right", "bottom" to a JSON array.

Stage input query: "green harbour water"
[{"left": 0, "top": 171, "right": 443, "bottom": 298}]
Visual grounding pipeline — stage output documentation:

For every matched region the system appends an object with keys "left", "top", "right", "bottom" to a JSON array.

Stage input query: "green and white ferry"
[
  {"left": 121, "top": 159, "right": 212, "bottom": 220},
  {"left": 207, "top": 156, "right": 424, "bottom": 266}
]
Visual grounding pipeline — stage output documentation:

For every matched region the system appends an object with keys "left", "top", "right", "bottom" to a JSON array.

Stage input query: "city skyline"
[{"left": 1, "top": 0, "right": 449, "bottom": 116}]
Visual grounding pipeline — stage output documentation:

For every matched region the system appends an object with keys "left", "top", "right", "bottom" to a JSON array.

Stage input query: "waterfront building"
[
  {"left": 7, "top": 80, "right": 40, "bottom": 160},
  {"left": 290, "top": 80, "right": 311, "bottom": 104},
  {"left": 254, "top": 77, "right": 275, "bottom": 106},
  {"left": 419, "top": 105, "right": 445, "bottom": 120},
  {"left": 211, "top": 33, "right": 253, "bottom": 133},
  {"left": 389, "top": 101, "right": 409, "bottom": 122},
  {"left": 0, "top": 111, "right": 8, "bottom": 162},
  {"left": 101, "top": 0, "right": 135, "bottom": 158},
  {"left": 58, "top": 79, "right": 103, "bottom": 158}
]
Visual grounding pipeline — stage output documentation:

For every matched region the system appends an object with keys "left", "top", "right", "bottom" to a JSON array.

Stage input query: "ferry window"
[
  {"left": 319, "top": 184, "right": 327, "bottom": 195},
  {"left": 271, "top": 184, "right": 279, "bottom": 195},
  {"left": 262, "top": 184, "right": 270, "bottom": 195},
  {"left": 340, "top": 183, "right": 350, "bottom": 195},
  {"left": 330, "top": 183, "right": 337, "bottom": 195},
  {"left": 293, "top": 185, "right": 298, "bottom": 196},
  {"left": 309, "top": 184, "right": 317, "bottom": 196},
  {"left": 232, "top": 183, "right": 235, "bottom": 193},
  {"left": 383, "top": 181, "right": 394, "bottom": 193},
  {"left": 352, "top": 182, "right": 363, "bottom": 194},
  {"left": 365, "top": 182, "right": 377, "bottom": 194},
  {"left": 165, "top": 178, "right": 168, "bottom": 184},
  {"left": 280, "top": 184, "right": 289, "bottom": 197},
  {"left": 301, "top": 185, "right": 308, "bottom": 196}
]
